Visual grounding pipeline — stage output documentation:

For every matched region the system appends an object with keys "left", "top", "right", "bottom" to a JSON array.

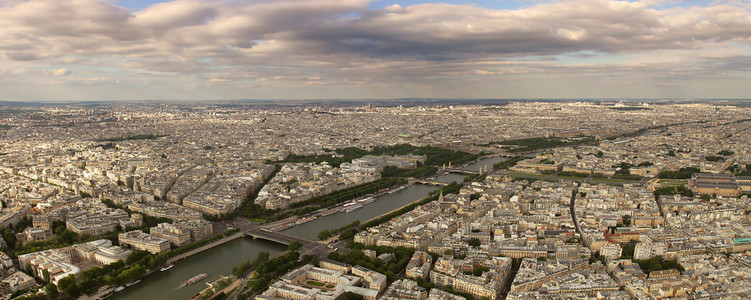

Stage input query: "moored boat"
[
  {"left": 357, "top": 197, "right": 375, "bottom": 205},
  {"left": 320, "top": 208, "right": 339, "bottom": 216},
  {"left": 343, "top": 204, "right": 363, "bottom": 212},
  {"left": 125, "top": 279, "right": 141, "bottom": 287},
  {"left": 160, "top": 263, "right": 174, "bottom": 272},
  {"left": 295, "top": 216, "right": 317, "bottom": 224}
]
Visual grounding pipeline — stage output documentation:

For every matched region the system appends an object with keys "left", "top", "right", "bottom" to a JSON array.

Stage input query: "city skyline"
[{"left": 0, "top": 0, "right": 750, "bottom": 101}]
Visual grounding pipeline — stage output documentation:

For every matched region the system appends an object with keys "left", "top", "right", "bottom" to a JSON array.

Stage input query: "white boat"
[
  {"left": 357, "top": 197, "right": 375, "bottom": 205},
  {"left": 389, "top": 186, "right": 405, "bottom": 193},
  {"left": 125, "top": 280, "right": 140, "bottom": 287},
  {"left": 160, "top": 264, "right": 174, "bottom": 272},
  {"left": 343, "top": 204, "right": 363, "bottom": 213},
  {"left": 114, "top": 286, "right": 124, "bottom": 293}
]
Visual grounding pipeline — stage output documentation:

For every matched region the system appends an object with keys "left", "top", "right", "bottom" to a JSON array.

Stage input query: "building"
[
  {"left": 150, "top": 223, "right": 191, "bottom": 247},
  {"left": 71, "top": 239, "right": 132, "bottom": 265},
  {"left": 406, "top": 251, "right": 432, "bottom": 279},
  {"left": 381, "top": 279, "right": 428, "bottom": 300},
  {"left": 18, "top": 249, "right": 80, "bottom": 284},
  {"left": 351, "top": 265, "right": 387, "bottom": 293},
  {"left": 118, "top": 230, "right": 170, "bottom": 254},
  {"left": 0, "top": 252, "right": 13, "bottom": 269},
  {"left": 1, "top": 271, "right": 35, "bottom": 292},
  {"left": 175, "top": 219, "right": 213, "bottom": 241},
  {"left": 689, "top": 173, "right": 742, "bottom": 197},
  {"left": 633, "top": 241, "right": 667, "bottom": 260},
  {"left": 21, "top": 227, "right": 53, "bottom": 243},
  {"left": 427, "top": 289, "right": 466, "bottom": 300},
  {"left": 600, "top": 243, "right": 623, "bottom": 260}
]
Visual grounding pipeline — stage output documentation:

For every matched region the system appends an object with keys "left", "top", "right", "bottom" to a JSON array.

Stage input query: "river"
[
  {"left": 282, "top": 156, "right": 507, "bottom": 239},
  {"left": 282, "top": 184, "right": 437, "bottom": 239},
  {"left": 110, "top": 238, "right": 285, "bottom": 300},
  {"left": 113, "top": 156, "right": 505, "bottom": 299}
]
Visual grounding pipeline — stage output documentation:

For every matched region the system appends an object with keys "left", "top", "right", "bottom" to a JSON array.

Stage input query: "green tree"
[
  {"left": 288, "top": 241, "right": 303, "bottom": 252},
  {"left": 468, "top": 238, "right": 481, "bottom": 247},
  {"left": 126, "top": 251, "right": 150, "bottom": 265},
  {"left": 58, "top": 230, "right": 78, "bottom": 244},
  {"left": 57, "top": 274, "right": 81, "bottom": 298},
  {"left": 148, "top": 252, "right": 169, "bottom": 269},
  {"left": 45, "top": 282, "right": 59, "bottom": 298}
]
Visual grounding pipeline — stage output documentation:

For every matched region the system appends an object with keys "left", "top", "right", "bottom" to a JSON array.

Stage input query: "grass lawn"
[
  {"left": 326, "top": 285, "right": 335, "bottom": 288},
  {"left": 556, "top": 176, "right": 587, "bottom": 181},
  {"left": 510, "top": 172, "right": 547, "bottom": 177},
  {"left": 656, "top": 179, "right": 688, "bottom": 186},
  {"left": 307, "top": 281, "right": 325, "bottom": 287},
  {"left": 592, "top": 178, "right": 640, "bottom": 184}
]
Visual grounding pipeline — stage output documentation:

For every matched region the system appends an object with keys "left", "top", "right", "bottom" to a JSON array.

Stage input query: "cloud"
[
  {"left": 0, "top": 0, "right": 749, "bottom": 100},
  {"left": 53, "top": 68, "right": 71, "bottom": 76}
]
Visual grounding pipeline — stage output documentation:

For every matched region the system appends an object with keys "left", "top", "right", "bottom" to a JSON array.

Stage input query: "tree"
[
  {"left": 468, "top": 238, "right": 481, "bottom": 247},
  {"left": 42, "top": 269, "right": 50, "bottom": 282},
  {"left": 126, "top": 251, "right": 150, "bottom": 265},
  {"left": 2, "top": 228, "right": 17, "bottom": 249},
  {"left": 288, "top": 241, "right": 303, "bottom": 252},
  {"left": 148, "top": 252, "right": 169, "bottom": 269},
  {"left": 58, "top": 230, "right": 78, "bottom": 244},
  {"left": 45, "top": 283, "right": 59, "bottom": 298},
  {"left": 57, "top": 274, "right": 81, "bottom": 298},
  {"left": 302, "top": 254, "right": 319, "bottom": 266}
]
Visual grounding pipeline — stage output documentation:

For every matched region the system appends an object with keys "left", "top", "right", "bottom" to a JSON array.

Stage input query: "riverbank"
[
  {"left": 107, "top": 238, "right": 286, "bottom": 300},
  {"left": 167, "top": 231, "right": 245, "bottom": 264},
  {"left": 270, "top": 182, "right": 414, "bottom": 232},
  {"left": 82, "top": 231, "right": 248, "bottom": 300}
]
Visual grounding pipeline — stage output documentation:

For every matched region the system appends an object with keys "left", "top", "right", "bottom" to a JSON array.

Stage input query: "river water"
[
  {"left": 109, "top": 238, "right": 285, "bottom": 300},
  {"left": 282, "top": 156, "right": 507, "bottom": 239},
  {"left": 113, "top": 156, "right": 505, "bottom": 299}
]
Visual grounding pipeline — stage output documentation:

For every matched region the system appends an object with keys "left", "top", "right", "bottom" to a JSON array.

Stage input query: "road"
[{"left": 569, "top": 182, "right": 590, "bottom": 249}]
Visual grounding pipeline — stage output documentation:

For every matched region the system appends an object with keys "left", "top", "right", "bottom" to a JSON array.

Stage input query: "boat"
[
  {"left": 388, "top": 186, "right": 405, "bottom": 193},
  {"left": 184, "top": 273, "right": 208, "bottom": 285},
  {"left": 357, "top": 197, "right": 375, "bottom": 205},
  {"left": 98, "top": 291, "right": 114, "bottom": 299},
  {"left": 113, "top": 286, "right": 125, "bottom": 293},
  {"left": 343, "top": 204, "right": 363, "bottom": 213},
  {"left": 125, "top": 279, "right": 141, "bottom": 287},
  {"left": 295, "top": 216, "right": 317, "bottom": 225},
  {"left": 189, "top": 292, "right": 202, "bottom": 300},
  {"left": 271, "top": 223, "right": 295, "bottom": 231},
  {"left": 319, "top": 208, "right": 339, "bottom": 216},
  {"left": 160, "top": 263, "right": 174, "bottom": 272}
]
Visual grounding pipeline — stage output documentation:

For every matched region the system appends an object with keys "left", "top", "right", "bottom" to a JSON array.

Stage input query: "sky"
[{"left": 0, "top": 0, "right": 750, "bottom": 101}]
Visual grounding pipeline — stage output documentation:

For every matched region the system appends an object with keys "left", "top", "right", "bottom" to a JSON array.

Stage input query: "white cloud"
[
  {"left": 0, "top": 0, "right": 749, "bottom": 100},
  {"left": 53, "top": 68, "right": 71, "bottom": 76}
]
